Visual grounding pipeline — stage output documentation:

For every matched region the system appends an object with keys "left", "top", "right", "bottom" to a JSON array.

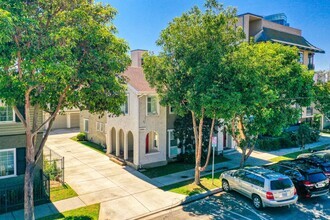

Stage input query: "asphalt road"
[{"left": 143, "top": 191, "right": 330, "bottom": 220}]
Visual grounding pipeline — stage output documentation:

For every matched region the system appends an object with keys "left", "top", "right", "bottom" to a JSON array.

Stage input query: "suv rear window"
[
  {"left": 270, "top": 178, "right": 293, "bottom": 190},
  {"left": 307, "top": 172, "right": 327, "bottom": 183}
]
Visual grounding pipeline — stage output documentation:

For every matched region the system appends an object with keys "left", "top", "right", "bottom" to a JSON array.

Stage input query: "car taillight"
[
  {"left": 303, "top": 181, "right": 314, "bottom": 187},
  {"left": 325, "top": 172, "right": 330, "bottom": 177},
  {"left": 294, "top": 188, "right": 297, "bottom": 195},
  {"left": 266, "top": 192, "right": 274, "bottom": 200}
]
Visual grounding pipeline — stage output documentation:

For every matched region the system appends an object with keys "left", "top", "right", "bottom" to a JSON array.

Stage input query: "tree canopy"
[
  {"left": 314, "top": 79, "right": 330, "bottom": 122},
  {"left": 0, "top": 1, "right": 130, "bottom": 219},
  {"left": 222, "top": 42, "right": 314, "bottom": 166},
  {"left": 143, "top": 0, "right": 245, "bottom": 184}
]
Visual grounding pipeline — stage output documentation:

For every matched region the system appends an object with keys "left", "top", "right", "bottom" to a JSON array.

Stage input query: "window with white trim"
[
  {"left": 120, "top": 94, "right": 129, "bottom": 115},
  {"left": 299, "top": 52, "right": 304, "bottom": 64},
  {"left": 96, "top": 122, "right": 104, "bottom": 132},
  {"left": 168, "top": 130, "right": 179, "bottom": 158},
  {"left": 169, "top": 106, "right": 175, "bottom": 114},
  {"left": 84, "top": 119, "right": 89, "bottom": 133},
  {"left": 147, "top": 96, "right": 158, "bottom": 115},
  {"left": 0, "top": 149, "right": 16, "bottom": 179},
  {"left": 306, "top": 106, "right": 313, "bottom": 116},
  {"left": 0, "top": 101, "right": 14, "bottom": 122}
]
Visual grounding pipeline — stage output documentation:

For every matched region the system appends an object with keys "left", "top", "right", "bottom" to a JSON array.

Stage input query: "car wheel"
[
  {"left": 222, "top": 180, "right": 230, "bottom": 192},
  {"left": 252, "top": 195, "right": 263, "bottom": 210}
]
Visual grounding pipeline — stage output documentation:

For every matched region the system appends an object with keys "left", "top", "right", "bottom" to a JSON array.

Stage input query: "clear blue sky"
[{"left": 104, "top": 0, "right": 329, "bottom": 71}]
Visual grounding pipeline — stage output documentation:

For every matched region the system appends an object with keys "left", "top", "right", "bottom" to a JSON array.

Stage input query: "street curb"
[{"left": 130, "top": 187, "right": 222, "bottom": 220}]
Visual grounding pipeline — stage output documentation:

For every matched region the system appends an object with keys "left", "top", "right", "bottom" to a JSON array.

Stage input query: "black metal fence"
[
  {"left": 0, "top": 171, "right": 50, "bottom": 214},
  {"left": 43, "top": 146, "right": 65, "bottom": 184}
]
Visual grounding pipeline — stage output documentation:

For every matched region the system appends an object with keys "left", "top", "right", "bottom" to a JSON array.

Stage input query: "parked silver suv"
[{"left": 220, "top": 167, "right": 298, "bottom": 209}]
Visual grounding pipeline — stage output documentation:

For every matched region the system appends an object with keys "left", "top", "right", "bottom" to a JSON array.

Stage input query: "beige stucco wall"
[
  {"left": 105, "top": 87, "right": 140, "bottom": 164},
  {"left": 80, "top": 111, "right": 106, "bottom": 147},
  {"left": 138, "top": 95, "right": 167, "bottom": 167}
]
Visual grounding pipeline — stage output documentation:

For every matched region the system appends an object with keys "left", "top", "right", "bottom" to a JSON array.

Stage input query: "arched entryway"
[
  {"left": 145, "top": 131, "right": 159, "bottom": 154},
  {"left": 127, "top": 131, "right": 134, "bottom": 162},
  {"left": 110, "top": 127, "right": 116, "bottom": 154},
  {"left": 119, "top": 129, "right": 124, "bottom": 156}
]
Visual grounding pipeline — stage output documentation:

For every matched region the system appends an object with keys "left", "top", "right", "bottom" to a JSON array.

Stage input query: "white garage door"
[{"left": 52, "top": 114, "right": 67, "bottom": 129}]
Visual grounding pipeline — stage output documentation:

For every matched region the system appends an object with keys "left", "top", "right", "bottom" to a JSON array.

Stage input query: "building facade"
[
  {"left": 0, "top": 104, "right": 47, "bottom": 213},
  {"left": 82, "top": 12, "right": 325, "bottom": 168}
]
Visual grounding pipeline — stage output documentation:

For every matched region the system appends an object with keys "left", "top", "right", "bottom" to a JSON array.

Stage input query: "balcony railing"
[{"left": 308, "top": 64, "right": 315, "bottom": 70}]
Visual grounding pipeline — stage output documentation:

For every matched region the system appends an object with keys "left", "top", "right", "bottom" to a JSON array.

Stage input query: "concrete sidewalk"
[{"left": 151, "top": 134, "right": 330, "bottom": 187}]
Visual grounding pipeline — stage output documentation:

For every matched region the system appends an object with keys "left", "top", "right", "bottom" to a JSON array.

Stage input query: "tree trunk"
[
  {"left": 200, "top": 117, "right": 215, "bottom": 171},
  {"left": 192, "top": 110, "right": 205, "bottom": 185},
  {"left": 24, "top": 132, "right": 35, "bottom": 220},
  {"left": 240, "top": 147, "right": 246, "bottom": 168},
  {"left": 191, "top": 112, "right": 201, "bottom": 185}
]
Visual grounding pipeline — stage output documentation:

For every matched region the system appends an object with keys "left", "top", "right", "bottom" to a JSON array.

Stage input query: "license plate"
[{"left": 282, "top": 193, "right": 287, "bottom": 197}]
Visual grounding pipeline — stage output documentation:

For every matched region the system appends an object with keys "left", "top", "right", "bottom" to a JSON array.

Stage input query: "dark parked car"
[
  {"left": 296, "top": 156, "right": 330, "bottom": 179},
  {"left": 264, "top": 160, "right": 329, "bottom": 198}
]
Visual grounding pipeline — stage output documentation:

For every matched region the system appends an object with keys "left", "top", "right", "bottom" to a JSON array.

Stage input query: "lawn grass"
[
  {"left": 161, "top": 172, "right": 222, "bottom": 196},
  {"left": 71, "top": 136, "right": 106, "bottom": 155},
  {"left": 50, "top": 184, "right": 78, "bottom": 202},
  {"left": 37, "top": 204, "right": 100, "bottom": 220},
  {"left": 141, "top": 156, "right": 230, "bottom": 178},
  {"left": 270, "top": 144, "right": 330, "bottom": 163}
]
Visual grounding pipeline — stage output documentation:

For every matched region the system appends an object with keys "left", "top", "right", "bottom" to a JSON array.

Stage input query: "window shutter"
[
  {"left": 16, "top": 148, "right": 26, "bottom": 175},
  {"left": 15, "top": 105, "right": 26, "bottom": 122}
]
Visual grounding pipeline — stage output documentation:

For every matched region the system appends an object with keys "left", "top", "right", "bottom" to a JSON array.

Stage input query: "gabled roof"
[
  {"left": 256, "top": 28, "right": 325, "bottom": 53},
  {"left": 122, "top": 66, "right": 156, "bottom": 94}
]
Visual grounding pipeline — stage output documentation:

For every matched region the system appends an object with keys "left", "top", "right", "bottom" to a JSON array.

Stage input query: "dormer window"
[{"left": 0, "top": 101, "right": 14, "bottom": 122}]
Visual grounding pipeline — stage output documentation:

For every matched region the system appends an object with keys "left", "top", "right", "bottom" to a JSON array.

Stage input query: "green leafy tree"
[
  {"left": 174, "top": 114, "right": 218, "bottom": 163},
  {"left": 143, "top": 0, "right": 244, "bottom": 184},
  {"left": 222, "top": 42, "right": 314, "bottom": 167},
  {"left": 314, "top": 80, "right": 330, "bottom": 125},
  {"left": 0, "top": 1, "right": 130, "bottom": 219}
]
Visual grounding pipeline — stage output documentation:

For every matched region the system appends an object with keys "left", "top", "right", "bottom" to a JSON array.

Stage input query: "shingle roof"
[
  {"left": 122, "top": 66, "right": 156, "bottom": 93},
  {"left": 256, "top": 28, "right": 325, "bottom": 53}
]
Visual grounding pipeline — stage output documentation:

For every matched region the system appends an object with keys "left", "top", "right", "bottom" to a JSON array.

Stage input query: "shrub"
[
  {"left": 257, "top": 138, "right": 281, "bottom": 151},
  {"left": 44, "top": 158, "right": 60, "bottom": 181},
  {"left": 76, "top": 132, "right": 86, "bottom": 141},
  {"left": 279, "top": 135, "right": 296, "bottom": 148}
]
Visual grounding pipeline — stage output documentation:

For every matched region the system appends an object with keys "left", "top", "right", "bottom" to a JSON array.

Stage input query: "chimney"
[{"left": 131, "top": 49, "right": 147, "bottom": 67}]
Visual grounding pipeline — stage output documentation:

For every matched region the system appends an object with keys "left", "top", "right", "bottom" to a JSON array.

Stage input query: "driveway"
[{"left": 46, "top": 129, "right": 185, "bottom": 220}]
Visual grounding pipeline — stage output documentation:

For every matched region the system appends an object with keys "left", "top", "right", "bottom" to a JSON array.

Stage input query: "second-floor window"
[
  {"left": 299, "top": 52, "right": 304, "bottom": 64},
  {"left": 147, "top": 96, "right": 158, "bottom": 115},
  {"left": 169, "top": 106, "right": 175, "bottom": 114},
  {"left": 306, "top": 106, "right": 313, "bottom": 116},
  {"left": 120, "top": 94, "right": 129, "bottom": 115},
  {"left": 96, "top": 122, "right": 104, "bottom": 133},
  {"left": 0, "top": 101, "right": 14, "bottom": 122}
]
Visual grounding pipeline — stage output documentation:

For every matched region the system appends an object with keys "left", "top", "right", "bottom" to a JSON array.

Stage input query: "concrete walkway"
[{"left": 151, "top": 134, "right": 330, "bottom": 187}]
